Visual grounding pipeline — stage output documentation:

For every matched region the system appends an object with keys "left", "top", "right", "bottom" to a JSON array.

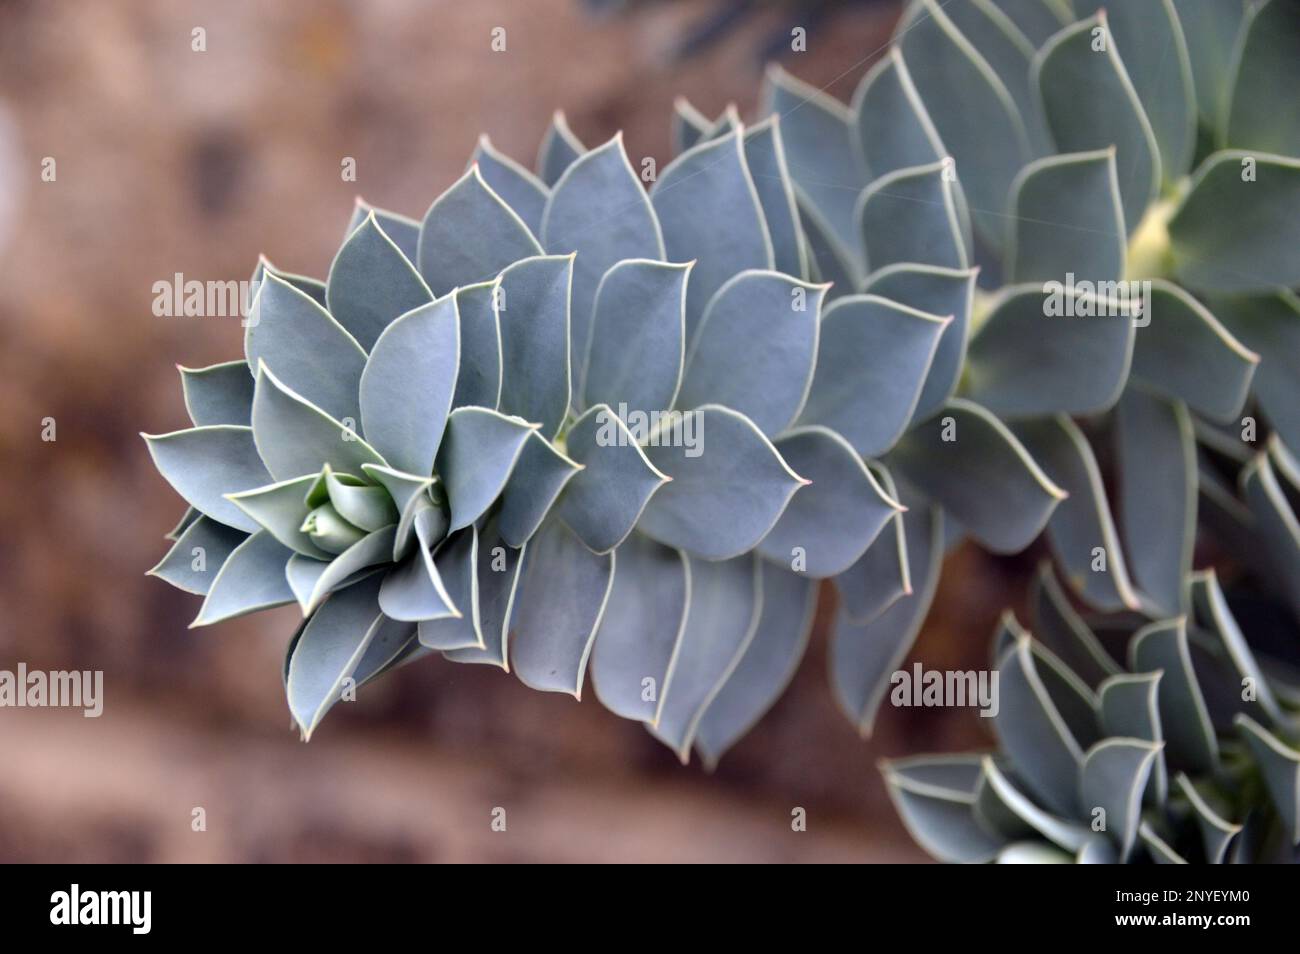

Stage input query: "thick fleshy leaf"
[
  {"left": 833, "top": 465, "right": 911, "bottom": 625},
  {"left": 831, "top": 492, "right": 942, "bottom": 735},
  {"left": 1079, "top": 738, "right": 1162, "bottom": 861},
  {"left": 1099, "top": 672, "right": 1167, "bottom": 806},
  {"left": 590, "top": 533, "right": 690, "bottom": 724},
  {"left": 581, "top": 259, "right": 690, "bottom": 419},
  {"left": 651, "top": 555, "right": 761, "bottom": 762},
  {"left": 857, "top": 158, "right": 968, "bottom": 272},
  {"left": 284, "top": 574, "right": 384, "bottom": 739},
  {"left": 795, "top": 188, "right": 857, "bottom": 294},
  {"left": 1236, "top": 713, "right": 1300, "bottom": 844},
  {"left": 443, "top": 517, "right": 524, "bottom": 668},
  {"left": 1006, "top": 149, "right": 1125, "bottom": 285},
  {"left": 696, "top": 563, "right": 817, "bottom": 768},
  {"left": 417, "top": 527, "right": 482, "bottom": 651},
  {"left": 555, "top": 404, "right": 669, "bottom": 553},
  {"left": 672, "top": 97, "right": 710, "bottom": 156},
  {"left": 860, "top": 265, "right": 975, "bottom": 425},
  {"left": 975, "top": 755, "right": 1092, "bottom": 852},
  {"left": 497, "top": 432, "right": 581, "bottom": 547},
  {"left": 941, "top": 0, "right": 1042, "bottom": 145},
  {"left": 1131, "top": 280, "right": 1258, "bottom": 423},
  {"left": 535, "top": 110, "right": 585, "bottom": 188},
  {"left": 637, "top": 405, "right": 804, "bottom": 561},
  {"left": 890, "top": 399, "right": 1065, "bottom": 554},
  {"left": 360, "top": 463, "right": 436, "bottom": 561},
  {"left": 850, "top": 47, "right": 945, "bottom": 180},
  {"left": 1028, "top": 638, "right": 1103, "bottom": 751},
  {"left": 416, "top": 166, "right": 543, "bottom": 297},
  {"left": 472, "top": 135, "right": 548, "bottom": 235},
  {"left": 1169, "top": 151, "right": 1300, "bottom": 292},
  {"left": 142, "top": 425, "right": 271, "bottom": 533},
  {"left": 798, "top": 295, "right": 950, "bottom": 456},
  {"left": 435, "top": 406, "right": 538, "bottom": 532},
  {"left": 1014, "top": 419, "right": 1139, "bottom": 612},
  {"left": 1208, "top": 291, "right": 1300, "bottom": 451},
  {"left": 898, "top": 0, "right": 1031, "bottom": 246},
  {"left": 148, "top": 516, "right": 248, "bottom": 595},
  {"left": 323, "top": 469, "right": 397, "bottom": 533},
  {"left": 1242, "top": 450, "right": 1300, "bottom": 619},
  {"left": 541, "top": 136, "right": 665, "bottom": 388},
  {"left": 1115, "top": 386, "right": 1195, "bottom": 616},
  {"left": 677, "top": 271, "right": 824, "bottom": 436},
  {"left": 743, "top": 117, "right": 808, "bottom": 279},
  {"left": 762, "top": 65, "right": 863, "bottom": 263},
  {"left": 191, "top": 531, "right": 296, "bottom": 626},
  {"left": 1140, "top": 822, "right": 1188, "bottom": 863},
  {"left": 650, "top": 130, "right": 773, "bottom": 342},
  {"left": 327, "top": 212, "right": 434, "bottom": 351},
  {"left": 245, "top": 272, "right": 367, "bottom": 424},
  {"left": 1180, "top": 0, "right": 1247, "bottom": 129},
  {"left": 1129, "top": 617, "right": 1219, "bottom": 774},
  {"left": 1223, "top": 0, "right": 1300, "bottom": 155},
  {"left": 451, "top": 279, "right": 502, "bottom": 411},
  {"left": 985, "top": 0, "right": 1070, "bottom": 46},
  {"left": 992, "top": 636, "right": 1084, "bottom": 816},
  {"left": 226, "top": 474, "right": 332, "bottom": 559},
  {"left": 251, "top": 364, "right": 386, "bottom": 481},
  {"left": 379, "top": 508, "right": 456, "bottom": 623},
  {"left": 965, "top": 284, "right": 1135, "bottom": 418},
  {"left": 359, "top": 294, "right": 460, "bottom": 476},
  {"left": 758, "top": 426, "right": 901, "bottom": 579},
  {"left": 343, "top": 199, "right": 420, "bottom": 265},
  {"left": 882, "top": 761, "right": 1003, "bottom": 864},
  {"left": 1033, "top": 12, "right": 1160, "bottom": 234},
  {"left": 164, "top": 506, "right": 200, "bottom": 541},
  {"left": 179, "top": 360, "right": 254, "bottom": 427},
  {"left": 1175, "top": 773, "right": 1241, "bottom": 864},
  {"left": 1029, "top": 562, "right": 1122, "bottom": 687},
  {"left": 1105, "top": 0, "right": 1199, "bottom": 183},
  {"left": 351, "top": 614, "right": 420, "bottom": 689},
  {"left": 495, "top": 255, "right": 572, "bottom": 439},
  {"left": 509, "top": 517, "right": 615, "bottom": 697},
  {"left": 248, "top": 257, "right": 327, "bottom": 311},
  {"left": 290, "top": 526, "right": 394, "bottom": 615}
]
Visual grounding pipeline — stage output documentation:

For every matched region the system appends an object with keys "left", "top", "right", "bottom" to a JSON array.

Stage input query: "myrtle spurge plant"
[{"left": 146, "top": 0, "right": 1300, "bottom": 783}]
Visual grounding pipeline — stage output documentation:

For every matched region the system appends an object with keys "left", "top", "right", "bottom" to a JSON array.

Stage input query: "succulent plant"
[
  {"left": 884, "top": 561, "right": 1300, "bottom": 863},
  {"left": 145, "top": 110, "right": 936, "bottom": 759},
  {"left": 669, "top": 0, "right": 1300, "bottom": 739}
]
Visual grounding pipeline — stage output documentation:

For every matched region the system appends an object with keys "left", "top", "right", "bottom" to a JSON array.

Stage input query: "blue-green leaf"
[
  {"left": 1240, "top": 453, "right": 1300, "bottom": 623},
  {"left": 637, "top": 405, "right": 805, "bottom": 561},
  {"left": 882, "top": 758, "right": 1003, "bottom": 864},
  {"left": 251, "top": 363, "right": 386, "bottom": 481},
  {"left": 497, "top": 432, "right": 581, "bottom": 547},
  {"left": 495, "top": 255, "right": 572, "bottom": 440},
  {"left": 246, "top": 272, "right": 367, "bottom": 424},
  {"left": 535, "top": 110, "right": 585, "bottom": 187},
  {"left": 582, "top": 259, "right": 690, "bottom": 420},
  {"left": 860, "top": 265, "right": 976, "bottom": 425},
  {"left": 379, "top": 508, "right": 457, "bottom": 623},
  {"left": 1099, "top": 672, "right": 1167, "bottom": 807},
  {"left": 1208, "top": 290, "right": 1300, "bottom": 451},
  {"left": 226, "top": 474, "right": 332, "bottom": 559},
  {"left": 555, "top": 404, "right": 669, "bottom": 553},
  {"left": 1129, "top": 617, "right": 1219, "bottom": 774},
  {"left": 327, "top": 212, "right": 434, "bottom": 351},
  {"left": 1235, "top": 713, "right": 1300, "bottom": 844},
  {"left": 541, "top": 135, "right": 665, "bottom": 388},
  {"left": 359, "top": 293, "right": 460, "bottom": 477},
  {"left": 510, "top": 516, "right": 615, "bottom": 697},
  {"left": 590, "top": 532, "right": 690, "bottom": 724},
  {"left": 142, "top": 425, "right": 271, "bottom": 533},
  {"left": 964, "top": 284, "right": 1135, "bottom": 418},
  {"left": 416, "top": 166, "right": 543, "bottom": 297},
  {"left": 1033, "top": 12, "right": 1160, "bottom": 234},
  {"left": 1006, "top": 149, "right": 1126, "bottom": 285},
  {"left": 1179, "top": 0, "right": 1248, "bottom": 130},
  {"left": 759, "top": 426, "right": 901, "bottom": 579},
  {"left": 651, "top": 554, "right": 761, "bottom": 762},
  {"left": 696, "top": 563, "right": 817, "bottom": 768},
  {"left": 833, "top": 465, "right": 912, "bottom": 625},
  {"left": 451, "top": 279, "right": 502, "bottom": 411},
  {"left": 1169, "top": 151, "right": 1300, "bottom": 292},
  {"left": 1079, "top": 738, "right": 1162, "bottom": 861},
  {"left": 1115, "top": 386, "right": 1195, "bottom": 616},
  {"left": 443, "top": 517, "right": 524, "bottom": 669},
  {"left": 148, "top": 515, "right": 248, "bottom": 595},
  {"left": 191, "top": 530, "right": 295, "bottom": 627},
  {"left": 360, "top": 463, "right": 436, "bottom": 561},
  {"left": 850, "top": 47, "right": 945, "bottom": 181},
  {"left": 1174, "top": 773, "right": 1241, "bottom": 864},
  {"left": 472, "top": 135, "right": 549, "bottom": 235},
  {"left": 985, "top": 0, "right": 1070, "bottom": 46},
  {"left": 343, "top": 199, "right": 420, "bottom": 265},
  {"left": 290, "top": 526, "right": 394, "bottom": 614},
  {"left": 1131, "top": 280, "right": 1258, "bottom": 423},
  {"left": 743, "top": 117, "right": 809, "bottom": 279},
  {"left": 677, "top": 270, "right": 825, "bottom": 436},
  {"left": 418, "top": 526, "right": 483, "bottom": 651},
  {"left": 179, "top": 360, "right": 254, "bottom": 427},
  {"left": 798, "top": 294, "right": 950, "bottom": 456},
  {"left": 650, "top": 129, "right": 773, "bottom": 343},
  {"left": 436, "top": 406, "right": 538, "bottom": 532},
  {"left": 1222, "top": 0, "right": 1300, "bottom": 155},
  {"left": 672, "top": 96, "right": 710, "bottom": 156},
  {"left": 857, "top": 159, "right": 969, "bottom": 273}
]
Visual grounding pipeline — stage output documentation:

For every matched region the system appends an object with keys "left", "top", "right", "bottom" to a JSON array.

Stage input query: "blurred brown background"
[{"left": 0, "top": 0, "right": 1024, "bottom": 862}]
